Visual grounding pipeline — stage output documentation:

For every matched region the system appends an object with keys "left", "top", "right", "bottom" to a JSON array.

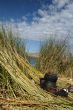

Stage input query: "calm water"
[{"left": 29, "top": 58, "right": 37, "bottom": 66}]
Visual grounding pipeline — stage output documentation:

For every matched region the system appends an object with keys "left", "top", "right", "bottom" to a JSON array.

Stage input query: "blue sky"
[
  {"left": 25, "top": 39, "right": 42, "bottom": 53},
  {"left": 0, "top": 0, "right": 52, "bottom": 21},
  {"left": 0, "top": 0, "right": 73, "bottom": 53},
  {"left": 0, "top": 0, "right": 52, "bottom": 53}
]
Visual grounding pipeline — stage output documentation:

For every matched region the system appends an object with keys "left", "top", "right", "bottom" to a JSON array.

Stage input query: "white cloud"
[
  {"left": 53, "top": 0, "right": 70, "bottom": 8},
  {"left": 2, "top": 0, "right": 73, "bottom": 43}
]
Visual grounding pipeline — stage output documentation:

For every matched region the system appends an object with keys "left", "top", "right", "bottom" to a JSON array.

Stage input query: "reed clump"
[
  {"left": 0, "top": 28, "right": 73, "bottom": 110},
  {"left": 0, "top": 27, "right": 52, "bottom": 101},
  {"left": 36, "top": 39, "right": 73, "bottom": 77}
]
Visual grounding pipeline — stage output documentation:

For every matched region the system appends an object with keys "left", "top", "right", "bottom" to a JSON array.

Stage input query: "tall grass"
[
  {"left": 0, "top": 27, "right": 27, "bottom": 98},
  {"left": 36, "top": 38, "right": 73, "bottom": 77},
  {"left": 0, "top": 27, "right": 73, "bottom": 110},
  {"left": 0, "top": 27, "right": 26, "bottom": 58},
  {"left": 0, "top": 27, "right": 52, "bottom": 102}
]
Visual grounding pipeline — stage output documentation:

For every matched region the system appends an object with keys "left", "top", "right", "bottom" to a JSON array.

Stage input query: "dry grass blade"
[{"left": 0, "top": 28, "right": 73, "bottom": 110}]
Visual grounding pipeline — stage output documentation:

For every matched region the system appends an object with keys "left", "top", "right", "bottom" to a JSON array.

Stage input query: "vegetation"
[
  {"left": 0, "top": 27, "right": 73, "bottom": 110},
  {"left": 36, "top": 38, "right": 73, "bottom": 78}
]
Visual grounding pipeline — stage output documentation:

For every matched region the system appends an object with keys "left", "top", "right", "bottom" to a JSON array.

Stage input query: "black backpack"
[{"left": 44, "top": 73, "right": 58, "bottom": 82}]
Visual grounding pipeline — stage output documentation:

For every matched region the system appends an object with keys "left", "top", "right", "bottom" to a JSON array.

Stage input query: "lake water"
[{"left": 29, "top": 58, "right": 37, "bottom": 66}]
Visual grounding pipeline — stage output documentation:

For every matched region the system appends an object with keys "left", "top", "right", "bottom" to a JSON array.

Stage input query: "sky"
[
  {"left": 0, "top": 0, "right": 73, "bottom": 53},
  {"left": 0, "top": 0, "right": 52, "bottom": 21}
]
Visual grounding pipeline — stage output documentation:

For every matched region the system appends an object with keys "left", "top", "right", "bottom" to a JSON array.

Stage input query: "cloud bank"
[{"left": 1, "top": 0, "right": 73, "bottom": 44}]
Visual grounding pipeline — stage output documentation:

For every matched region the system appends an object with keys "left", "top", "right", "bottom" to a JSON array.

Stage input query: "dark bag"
[
  {"left": 55, "top": 89, "right": 68, "bottom": 97},
  {"left": 44, "top": 73, "right": 58, "bottom": 82},
  {"left": 45, "top": 81, "right": 57, "bottom": 89},
  {"left": 40, "top": 78, "right": 46, "bottom": 89}
]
